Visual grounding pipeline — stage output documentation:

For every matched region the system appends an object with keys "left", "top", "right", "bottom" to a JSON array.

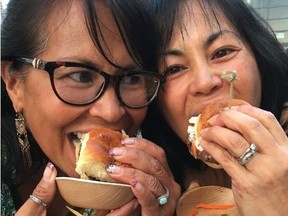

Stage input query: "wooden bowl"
[
  {"left": 177, "top": 186, "right": 240, "bottom": 216},
  {"left": 55, "top": 177, "right": 134, "bottom": 210}
]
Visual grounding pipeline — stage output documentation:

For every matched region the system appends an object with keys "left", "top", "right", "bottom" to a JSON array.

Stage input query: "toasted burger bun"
[
  {"left": 75, "top": 128, "right": 128, "bottom": 182},
  {"left": 187, "top": 99, "right": 248, "bottom": 169}
]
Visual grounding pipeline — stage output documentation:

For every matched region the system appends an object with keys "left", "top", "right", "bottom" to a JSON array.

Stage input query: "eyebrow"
[
  {"left": 162, "top": 49, "right": 184, "bottom": 57},
  {"left": 205, "top": 30, "right": 238, "bottom": 48},
  {"left": 163, "top": 30, "right": 239, "bottom": 57},
  {"left": 205, "top": 31, "right": 222, "bottom": 48}
]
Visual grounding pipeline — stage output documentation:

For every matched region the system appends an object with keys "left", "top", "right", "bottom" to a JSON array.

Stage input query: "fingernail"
[
  {"left": 207, "top": 115, "right": 218, "bottom": 125},
  {"left": 121, "top": 138, "right": 136, "bottom": 145},
  {"left": 190, "top": 179, "right": 200, "bottom": 185},
  {"left": 188, "top": 180, "right": 200, "bottom": 190},
  {"left": 106, "top": 164, "right": 121, "bottom": 174},
  {"left": 43, "top": 162, "right": 54, "bottom": 179},
  {"left": 200, "top": 128, "right": 208, "bottom": 136},
  {"left": 109, "top": 147, "right": 124, "bottom": 156},
  {"left": 130, "top": 179, "right": 137, "bottom": 187},
  {"left": 130, "top": 179, "right": 143, "bottom": 192}
]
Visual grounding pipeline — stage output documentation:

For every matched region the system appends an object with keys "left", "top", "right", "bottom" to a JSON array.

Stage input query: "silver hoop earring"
[{"left": 15, "top": 112, "right": 32, "bottom": 168}]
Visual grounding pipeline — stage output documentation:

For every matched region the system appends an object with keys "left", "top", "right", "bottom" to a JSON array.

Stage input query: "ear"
[{"left": 1, "top": 61, "right": 25, "bottom": 112}]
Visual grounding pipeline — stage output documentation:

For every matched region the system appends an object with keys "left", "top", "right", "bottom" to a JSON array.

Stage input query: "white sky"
[{"left": 1, "top": 0, "right": 9, "bottom": 9}]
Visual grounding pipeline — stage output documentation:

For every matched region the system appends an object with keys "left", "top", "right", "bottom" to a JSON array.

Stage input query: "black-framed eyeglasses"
[{"left": 9, "top": 57, "right": 165, "bottom": 108}]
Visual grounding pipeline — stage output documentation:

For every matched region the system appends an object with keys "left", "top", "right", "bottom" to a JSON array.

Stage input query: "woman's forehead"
[
  {"left": 42, "top": 1, "right": 125, "bottom": 60},
  {"left": 174, "top": 1, "right": 234, "bottom": 38}
]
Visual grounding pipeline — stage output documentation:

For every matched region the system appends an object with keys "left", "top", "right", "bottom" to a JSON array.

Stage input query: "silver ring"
[
  {"left": 238, "top": 143, "right": 257, "bottom": 165},
  {"left": 156, "top": 186, "right": 169, "bottom": 205},
  {"left": 29, "top": 195, "right": 48, "bottom": 207}
]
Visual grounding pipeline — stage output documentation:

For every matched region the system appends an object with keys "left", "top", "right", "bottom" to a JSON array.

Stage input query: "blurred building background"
[{"left": 247, "top": 0, "right": 288, "bottom": 48}]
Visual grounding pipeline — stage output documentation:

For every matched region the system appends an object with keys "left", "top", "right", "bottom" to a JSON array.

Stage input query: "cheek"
[
  {"left": 24, "top": 93, "right": 81, "bottom": 176},
  {"left": 22, "top": 78, "right": 76, "bottom": 153},
  {"left": 127, "top": 108, "right": 147, "bottom": 135},
  {"left": 235, "top": 57, "right": 261, "bottom": 106},
  {"left": 23, "top": 77, "right": 72, "bottom": 131},
  {"left": 249, "top": 64, "right": 261, "bottom": 106},
  {"left": 158, "top": 91, "right": 188, "bottom": 141},
  {"left": 158, "top": 91, "right": 175, "bottom": 122},
  {"left": 25, "top": 97, "right": 73, "bottom": 146}
]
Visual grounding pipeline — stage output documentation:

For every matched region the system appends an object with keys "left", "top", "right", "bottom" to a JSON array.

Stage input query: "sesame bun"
[{"left": 187, "top": 99, "right": 248, "bottom": 169}]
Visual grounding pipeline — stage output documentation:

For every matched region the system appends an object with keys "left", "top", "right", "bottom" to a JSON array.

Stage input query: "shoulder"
[
  {"left": 1, "top": 113, "right": 19, "bottom": 179},
  {"left": 1, "top": 183, "right": 17, "bottom": 215}
]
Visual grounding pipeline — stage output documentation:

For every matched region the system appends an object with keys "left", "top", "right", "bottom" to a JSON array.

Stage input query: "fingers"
[
  {"left": 206, "top": 106, "right": 285, "bottom": 154},
  {"left": 109, "top": 137, "right": 175, "bottom": 194},
  {"left": 121, "top": 137, "right": 172, "bottom": 173},
  {"left": 200, "top": 104, "right": 288, "bottom": 177},
  {"left": 130, "top": 180, "right": 178, "bottom": 216},
  {"left": 33, "top": 162, "right": 57, "bottom": 204},
  {"left": 95, "top": 210, "right": 112, "bottom": 216},
  {"left": 200, "top": 105, "right": 288, "bottom": 216},
  {"left": 15, "top": 162, "right": 57, "bottom": 216},
  {"left": 107, "top": 165, "right": 167, "bottom": 199},
  {"left": 236, "top": 105, "right": 287, "bottom": 145},
  {"left": 108, "top": 138, "right": 181, "bottom": 215},
  {"left": 201, "top": 125, "right": 250, "bottom": 158},
  {"left": 107, "top": 164, "right": 180, "bottom": 215},
  {"left": 186, "top": 181, "right": 200, "bottom": 191},
  {"left": 109, "top": 138, "right": 176, "bottom": 195},
  {"left": 131, "top": 180, "right": 162, "bottom": 210},
  {"left": 106, "top": 199, "right": 140, "bottom": 216},
  {"left": 110, "top": 144, "right": 172, "bottom": 181}
]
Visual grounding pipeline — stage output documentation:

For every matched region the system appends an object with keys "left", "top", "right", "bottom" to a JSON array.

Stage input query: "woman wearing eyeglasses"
[{"left": 1, "top": 0, "right": 180, "bottom": 215}]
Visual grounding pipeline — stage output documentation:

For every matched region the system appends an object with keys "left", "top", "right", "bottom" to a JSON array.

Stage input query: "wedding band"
[
  {"left": 29, "top": 195, "right": 48, "bottom": 207},
  {"left": 238, "top": 143, "right": 257, "bottom": 165},
  {"left": 156, "top": 186, "right": 170, "bottom": 205}
]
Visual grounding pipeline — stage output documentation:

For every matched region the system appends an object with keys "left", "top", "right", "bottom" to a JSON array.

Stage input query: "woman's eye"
[
  {"left": 163, "top": 66, "right": 187, "bottom": 75},
  {"left": 212, "top": 48, "right": 234, "bottom": 60},
  {"left": 69, "top": 71, "right": 94, "bottom": 83},
  {"left": 122, "top": 75, "right": 142, "bottom": 85}
]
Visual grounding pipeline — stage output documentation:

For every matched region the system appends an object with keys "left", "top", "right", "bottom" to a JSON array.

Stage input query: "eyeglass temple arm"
[
  {"left": 31, "top": 58, "right": 43, "bottom": 69},
  {"left": 16, "top": 57, "right": 44, "bottom": 70}
]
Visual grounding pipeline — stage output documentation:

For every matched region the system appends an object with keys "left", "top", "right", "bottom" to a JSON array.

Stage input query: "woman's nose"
[
  {"left": 189, "top": 66, "right": 222, "bottom": 96},
  {"left": 88, "top": 85, "right": 125, "bottom": 122}
]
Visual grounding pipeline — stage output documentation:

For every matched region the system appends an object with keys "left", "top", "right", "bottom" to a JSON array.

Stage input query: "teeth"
[
  {"left": 71, "top": 133, "right": 82, "bottom": 147},
  {"left": 76, "top": 132, "right": 84, "bottom": 139}
]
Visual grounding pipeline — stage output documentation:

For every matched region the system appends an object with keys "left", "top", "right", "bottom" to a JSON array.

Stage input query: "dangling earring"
[
  {"left": 15, "top": 112, "right": 32, "bottom": 168},
  {"left": 136, "top": 128, "right": 142, "bottom": 138}
]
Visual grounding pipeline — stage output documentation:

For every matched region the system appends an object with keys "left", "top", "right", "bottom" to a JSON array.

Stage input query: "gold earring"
[{"left": 15, "top": 112, "right": 32, "bottom": 168}]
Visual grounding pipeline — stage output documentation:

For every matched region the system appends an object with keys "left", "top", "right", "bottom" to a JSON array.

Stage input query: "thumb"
[
  {"left": 33, "top": 162, "right": 58, "bottom": 204},
  {"left": 187, "top": 180, "right": 200, "bottom": 191},
  {"left": 15, "top": 162, "right": 57, "bottom": 216}
]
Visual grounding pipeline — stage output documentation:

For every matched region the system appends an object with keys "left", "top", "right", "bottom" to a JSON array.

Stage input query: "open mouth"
[{"left": 69, "top": 132, "right": 85, "bottom": 147}]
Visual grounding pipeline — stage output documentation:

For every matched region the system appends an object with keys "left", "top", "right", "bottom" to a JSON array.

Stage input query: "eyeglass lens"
[{"left": 53, "top": 66, "right": 159, "bottom": 107}]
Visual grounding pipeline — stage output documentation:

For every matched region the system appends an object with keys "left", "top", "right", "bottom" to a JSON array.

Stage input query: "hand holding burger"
[{"left": 187, "top": 99, "right": 248, "bottom": 168}]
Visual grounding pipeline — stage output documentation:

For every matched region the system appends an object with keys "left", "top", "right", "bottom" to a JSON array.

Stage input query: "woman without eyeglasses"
[{"left": 112, "top": 0, "right": 288, "bottom": 215}]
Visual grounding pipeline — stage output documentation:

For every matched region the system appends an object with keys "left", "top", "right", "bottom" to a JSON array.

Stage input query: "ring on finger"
[
  {"left": 29, "top": 194, "right": 49, "bottom": 207},
  {"left": 156, "top": 186, "right": 169, "bottom": 205},
  {"left": 237, "top": 143, "right": 257, "bottom": 165}
]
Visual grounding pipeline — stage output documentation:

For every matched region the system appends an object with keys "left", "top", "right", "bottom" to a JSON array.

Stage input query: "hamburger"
[
  {"left": 187, "top": 99, "right": 248, "bottom": 169},
  {"left": 74, "top": 128, "right": 128, "bottom": 182}
]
